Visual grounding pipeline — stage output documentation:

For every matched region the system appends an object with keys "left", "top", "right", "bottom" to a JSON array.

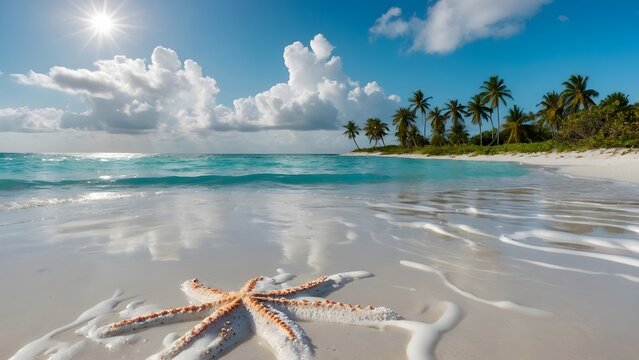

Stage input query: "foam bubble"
[
  {"left": 500, "top": 235, "right": 639, "bottom": 268},
  {"left": 514, "top": 258, "right": 639, "bottom": 284},
  {"left": 9, "top": 290, "right": 125, "bottom": 360},
  {"left": 0, "top": 192, "right": 144, "bottom": 212},
  {"left": 510, "top": 229, "right": 638, "bottom": 254},
  {"left": 384, "top": 301, "right": 462, "bottom": 360},
  {"left": 400, "top": 260, "right": 551, "bottom": 317},
  {"left": 367, "top": 202, "right": 441, "bottom": 213},
  {"left": 389, "top": 221, "right": 478, "bottom": 249}
]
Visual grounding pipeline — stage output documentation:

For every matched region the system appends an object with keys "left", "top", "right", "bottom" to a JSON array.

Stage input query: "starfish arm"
[
  {"left": 155, "top": 308, "right": 253, "bottom": 360},
  {"left": 181, "top": 279, "right": 227, "bottom": 304},
  {"left": 259, "top": 272, "right": 373, "bottom": 298},
  {"left": 158, "top": 298, "right": 243, "bottom": 360},
  {"left": 258, "top": 276, "right": 331, "bottom": 298},
  {"left": 245, "top": 297, "right": 314, "bottom": 360},
  {"left": 95, "top": 303, "right": 218, "bottom": 338},
  {"left": 257, "top": 298, "right": 400, "bottom": 326},
  {"left": 239, "top": 276, "right": 262, "bottom": 293}
]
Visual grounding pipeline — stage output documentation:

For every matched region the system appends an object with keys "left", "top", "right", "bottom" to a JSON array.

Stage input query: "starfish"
[{"left": 94, "top": 272, "right": 399, "bottom": 359}]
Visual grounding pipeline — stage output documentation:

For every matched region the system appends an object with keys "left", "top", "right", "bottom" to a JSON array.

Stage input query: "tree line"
[{"left": 343, "top": 75, "right": 639, "bottom": 150}]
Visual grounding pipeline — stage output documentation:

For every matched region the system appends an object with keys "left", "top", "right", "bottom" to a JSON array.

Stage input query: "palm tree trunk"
[
  {"left": 353, "top": 139, "right": 360, "bottom": 150},
  {"left": 496, "top": 106, "right": 501, "bottom": 145},
  {"left": 422, "top": 113, "right": 427, "bottom": 142},
  {"left": 381, "top": 137, "right": 386, "bottom": 146},
  {"left": 488, "top": 114, "right": 496, "bottom": 144},
  {"left": 479, "top": 123, "right": 483, "bottom": 146}
]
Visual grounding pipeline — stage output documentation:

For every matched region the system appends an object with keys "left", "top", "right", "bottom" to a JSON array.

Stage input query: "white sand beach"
[{"left": 344, "top": 149, "right": 639, "bottom": 185}]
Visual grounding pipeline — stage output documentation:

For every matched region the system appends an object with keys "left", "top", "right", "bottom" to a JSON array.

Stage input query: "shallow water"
[{"left": 1, "top": 153, "right": 638, "bottom": 359}]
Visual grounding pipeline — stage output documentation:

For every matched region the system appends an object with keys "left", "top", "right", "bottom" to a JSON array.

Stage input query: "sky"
[{"left": 1, "top": 0, "right": 638, "bottom": 154}]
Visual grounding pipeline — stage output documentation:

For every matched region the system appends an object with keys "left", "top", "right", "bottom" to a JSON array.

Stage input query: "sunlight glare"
[
  {"left": 72, "top": 1, "right": 133, "bottom": 49},
  {"left": 91, "top": 13, "right": 114, "bottom": 34}
]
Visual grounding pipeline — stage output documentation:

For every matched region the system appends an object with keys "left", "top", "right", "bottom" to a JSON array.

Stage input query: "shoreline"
[{"left": 342, "top": 149, "right": 639, "bottom": 185}]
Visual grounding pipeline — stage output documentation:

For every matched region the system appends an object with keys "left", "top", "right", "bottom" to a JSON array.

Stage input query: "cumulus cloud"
[
  {"left": 215, "top": 34, "right": 399, "bottom": 131},
  {"left": 5, "top": 34, "right": 398, "bottom": 135},
  {"left": 370, "top": 0, "right": 551, "bottom": 54},
  {"left": 557, "top": 15, "right": 569, "bottom": 22},
  {"left": 0, "top": 107, "right": 62, "bottom": 132},
  {"left": 13, "top": 46, "right": 219, "bottom": 134}
]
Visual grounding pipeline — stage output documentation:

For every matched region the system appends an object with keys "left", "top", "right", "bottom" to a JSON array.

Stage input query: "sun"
[
  {"left": 72, "top": 1, "right": 133, "bottom": 49},
  {"left": 91, "top": 13, "right": 114, "bottom": 35}
]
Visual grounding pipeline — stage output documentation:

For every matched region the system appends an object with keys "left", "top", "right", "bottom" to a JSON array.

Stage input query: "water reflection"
[
  {"left": 253, "top": 192, "right": 357, "bottom": 273},
  {"left": 51, "top": 192, "right": 223, "bottom": 261}
]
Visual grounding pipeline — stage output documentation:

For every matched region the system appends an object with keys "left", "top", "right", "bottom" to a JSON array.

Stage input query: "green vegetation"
[
  {"left": 343, "top": 74, "right": 639, "bottom": 155},
  {"left": 408, "top": 89, "right": 432, "bottom": 139},
  {"left": 363, "top": 117, "right": 388, "bottom": 147},
  {"left": 392, "top": 107, "right": 417, "bottom": 147},
  {"left": 428, "top": 107, "right": 446, "bottom": 146},
  {"left": 342, "top": 120, "right": 361, "bottom": 150},
  {"left": 467, "top": 94, "right": 491, "bottom": 146},
  {"left": 480, "top": 76, "right": 513, "bottom": 145},
  {"left": 353, "top": 140, "right": 638, "bottom": 156}
]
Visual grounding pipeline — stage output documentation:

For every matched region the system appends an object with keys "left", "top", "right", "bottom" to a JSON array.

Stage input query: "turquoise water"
[{"left": 0, "top": 153, "right": 526, "bottom": 191}]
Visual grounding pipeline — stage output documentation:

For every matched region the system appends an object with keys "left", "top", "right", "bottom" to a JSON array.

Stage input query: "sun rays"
[{"left": 71, "top": 0, "right": 134, "bottom": 49}]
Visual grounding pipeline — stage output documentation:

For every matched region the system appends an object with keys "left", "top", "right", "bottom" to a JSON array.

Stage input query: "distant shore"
[{"left": 343, "top": 149, "right": 639, "bottom": 185}]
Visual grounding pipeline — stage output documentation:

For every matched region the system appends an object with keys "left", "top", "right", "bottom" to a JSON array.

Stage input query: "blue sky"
[{"left": 1, "top": 0, "right": 638, "bottom": 153}]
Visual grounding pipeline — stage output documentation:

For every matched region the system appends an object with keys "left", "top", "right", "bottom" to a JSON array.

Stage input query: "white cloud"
[
  {"left": 370, "top": 0, "right": 551, "bottom": 54},
  {"left": 0, "top": 129, "right": 355, "bottom": 154},
  {"left": 369, "top": 7, "right": 410, "bottom": 39},
  {"left": 5, "top": 34, "right": 398, "bottom": 137},
  {"left": 13, "top": 46, "right": 219, "bottom": 134},
  {"left": 310, "top": 33, "right": 335, "bottom": 60},
  {"left": 0, "top": 107, "right": 63, "bottom": 132},
  {"left": 215, "top": 34, "right": 399, "bottom": 131},
  {"left": 557, "top": 15, "right": 569, "bottom": 22}
]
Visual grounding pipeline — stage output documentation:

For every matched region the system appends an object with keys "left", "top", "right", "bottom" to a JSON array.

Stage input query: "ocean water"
[
  {"left": 0, "top": 153, "right": 526, "bottom": 191},
  {"left": 1, "top": 153, "right": 638, "bottom": 360}
]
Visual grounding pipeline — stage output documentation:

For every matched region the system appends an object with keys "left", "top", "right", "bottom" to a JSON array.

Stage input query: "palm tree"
[
  {"left": 600, "top": 92, "right": 630, "bottom": 110},
  {"left": 407, "top": 124, "right": 420, "bottom": 147},
  {"left": 363, "top": 118, "right": 377, "bottom": 147},
  {"left": 562, "top": 74, "right": 599, "bottom": 113},
  {"left": 342, "top": 120, "right": 361, "bottom": 150},
  {"left": 374, "top": 119, "right": 390, "bottom": 146},
  {"left": 448, "top": 121, "right": 469, "bottom": 146},
  {"left": 364, "top": 118, "right": 388, "bottom": 147},
  {"left": 409, "top": 90, "right": 432, "bottom": 139},
  {"left": 481, "top": 76, "right": 513, "bottom": 145},
  {"left": 537, "top": 91, "right": 564, "bottom": 137},
  {"left": 392, "top": 107, "right": 417, "bottom": 146},
  {"left": 428, "top": 107, "right": 447, "bottom": 146},
  {"left": 444, "top": 99, "right": 466, "bottom": 128},
  {"left": 503, "top": 105, "right": 534, "bottom": 143},
  {"left": 466, "top": 94, "right": 491, "bottom": 146}
]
